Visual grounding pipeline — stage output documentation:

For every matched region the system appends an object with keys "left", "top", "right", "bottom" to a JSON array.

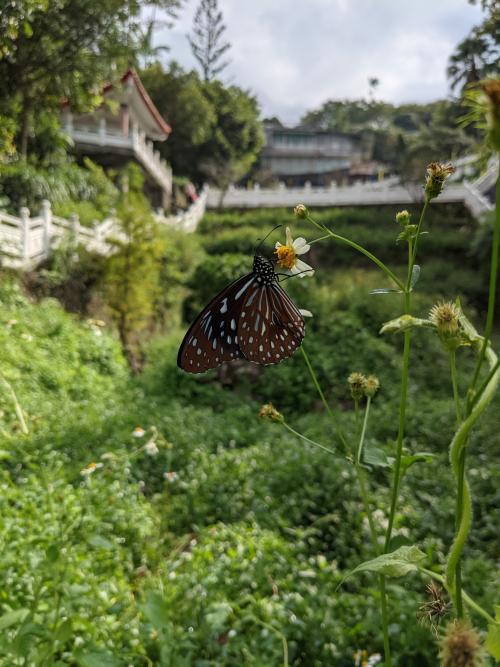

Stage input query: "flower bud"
[
  {"left": 395, "top": 210, "right": 410, "bottom": 226},
  {"left": 364, "top": 375, "right": 380, "bottom": 398},
  {"left": 424, "top": 162, "right": 455, "bottom": 201},
  {"left": 259, "top": 403, "right": 284, "bottom": 423},
  {"left": 347, "top": 372, "right": 367, "bottom": 400},
  {"left": 294, "top": 204, "right": 309, "bottom": 219},
  {"left": 439, "top": 620, "right": 485, "bottom": 667}
]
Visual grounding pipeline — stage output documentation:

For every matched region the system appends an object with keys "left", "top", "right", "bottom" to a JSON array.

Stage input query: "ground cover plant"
[{"left": 0, "top": 83, "right": 499, "bottom": 666}]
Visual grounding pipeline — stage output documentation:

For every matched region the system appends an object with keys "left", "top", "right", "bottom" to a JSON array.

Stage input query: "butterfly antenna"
[{"left": 254, "top": 224, "right": 282, "bottom": 256}]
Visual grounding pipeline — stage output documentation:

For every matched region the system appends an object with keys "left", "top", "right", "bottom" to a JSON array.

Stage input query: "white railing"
[
  {"left": 0, "top": 191, "right": 208, "bottom": 269},
  {"left": 68, "top": 126, "right": 172, "bottom": 195},
  {"left": 207, "top": 171, "right": 496, "bottom": 219}
]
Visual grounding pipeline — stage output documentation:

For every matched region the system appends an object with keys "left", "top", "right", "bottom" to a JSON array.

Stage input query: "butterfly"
[{"left": 177, "top": 254, "right": 305, "bottom": 373}]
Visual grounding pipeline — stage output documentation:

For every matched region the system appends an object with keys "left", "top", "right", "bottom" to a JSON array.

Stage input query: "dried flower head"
[
  {"left": 417, "top": 582, "right": 451, "bottom": 635},
  {"left": 364, "top": 375, "right": 380, "bottom": 398},
  {"left": 424, "top": 162, "right": 455, "bottom": 200},
  {"left": 294, "top": 204, "right": 309, "bottom": 219},
  {"left": 429, "top": 301, "right": 461, "bottom": 334},
  {"left": 439, "top": 620, "right": 485, "bottom": 667},
  {"left": 132, "top": 426, "right": 146, "bottom": 438},
  {"left": 259, "top": 403, "right": 284, "bottom": 423},
  {"left": 347, "top": 372, "right": 368, "bottom": 400},
  {"left": 395, "top": 210, "right": 411, "bottom": 226}
]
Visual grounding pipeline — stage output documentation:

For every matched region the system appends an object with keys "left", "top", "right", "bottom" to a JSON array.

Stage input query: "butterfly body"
[{"left": 177, "top": 255, "right": 305, "bottom": 373}]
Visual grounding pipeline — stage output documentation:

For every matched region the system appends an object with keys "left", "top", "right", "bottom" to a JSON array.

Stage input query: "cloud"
[{"left": 154, "top": 0, "right": 485, "bottom": 123}]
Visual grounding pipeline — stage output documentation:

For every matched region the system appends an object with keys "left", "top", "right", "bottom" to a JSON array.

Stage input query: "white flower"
[
  {"left": 144, "top": 439, "right": 159, "bottom": 456},
  {"left": 163, "top": 471, "right": 178, "bottom": 482},
  {"left": 132, "top": 426, "right": 145, "bottom": 438},
  {"left": 274, "top": 227, "right": 314, "bottom": 278},
  {"left": 80, "top": 462, "right": 103, "bottom": 477}
]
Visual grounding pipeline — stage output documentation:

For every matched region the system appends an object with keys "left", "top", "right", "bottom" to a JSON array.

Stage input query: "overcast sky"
[{"left": 152, "top": 0, "right": 485, "bottom": 124}]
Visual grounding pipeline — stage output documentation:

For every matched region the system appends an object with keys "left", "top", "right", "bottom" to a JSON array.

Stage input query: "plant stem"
[
  {"left": 300, "top": 346, "right": 349, "bottom": 452},
  {"left": 356, "top": 396, "right": 371, "bottom": 465},
  {"left": 282, "top": 421, "right": 337, "bottom": 457},
  {"left": 305, "top": 214, "right": 405, "bottom": 291},
  {"left": 470, "top": 171, "right": 500, "bottom": 391},
  {"left": 0, "top": 372, "right": 29, "bottom": 435},
  {"left": 445, "top": 345, "right": 500, "bottom": 600},
  {"left": 249, "top": 616, "right": 289, "bottom": 667},
  {"left": 449, "top": 350, "right": 464, "bottom": 617}
]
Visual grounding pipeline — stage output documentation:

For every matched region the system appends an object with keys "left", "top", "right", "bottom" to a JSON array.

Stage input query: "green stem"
[
  {"left": 470, "top": 171, "right": 500, "bottom": 391},
  {"left": 305, "top": 214, "right": 405, "bottom": 291},
  {"left": 449, "top": 350, "right": 464, "bottom": 617},
  {"left": 421, "top": 568, "right": 495, "bottom": 625},
  {"left": 300, "top": 346, "right": 349, "bottom": 452},
  {"left": 407, "top": 200, "right": 429, "bottom": 288},
  {"left": 379, "top": 575, "right": 392, "bottom": 667},
  {"left": 0, "top": 372, "right": 29, "bottom": 435},
  {"left": 445, "top": 345, "right": 500, "bottom": 599},
  {"left": 249, "top": 616, "right": 288, "bottom": 667},
  {"left": 356, "top": 396, "right": 371, "bottom": 465},
  {"left": 283, "top": 421, "right": 337, "bottom": 457}
]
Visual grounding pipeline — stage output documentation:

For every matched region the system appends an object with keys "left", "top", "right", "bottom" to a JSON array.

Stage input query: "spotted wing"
[
  {"left": 177, "top": 273, "right": 257, "bottom": 373},
  {"left": 237, "top": 281, "right": 305, "bottom": 365}
]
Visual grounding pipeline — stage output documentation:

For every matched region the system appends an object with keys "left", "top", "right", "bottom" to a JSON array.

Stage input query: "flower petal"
[
  {"left": 285, "top": 226, "right": 293, "bottom": 246},
  {"left": 295, "top": 258, "right": 315, "bottom": 277},
  {"left": 293, "top": 237, "right": 310, "bottom": 254}
]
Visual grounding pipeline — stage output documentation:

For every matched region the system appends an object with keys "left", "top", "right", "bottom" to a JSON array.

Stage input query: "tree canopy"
[{"left": 188, "top": 0, "right": 231, "bottom": 82}]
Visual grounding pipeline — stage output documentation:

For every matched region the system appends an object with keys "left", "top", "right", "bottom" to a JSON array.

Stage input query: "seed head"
[
  {"left": 294, "top": 204, "right": 309, "bottom": 219},
  {"left": 259, "top": 403, "right": 284, "bottom": 423},
  {"left": 439, "top": 620, "right": 485, "bottom": 667},
  {"left": 364, "top": 375, "right": 380, "bottom": 398},
  {"left": 429, "top": 301, "right": 461, "bottom": 334},
  {"left": 395, "top": 210, "right": 411, "bottom": 226},
  {"left": 424, "top": 162, "right": 455, "bottom": 201},
  {"left": 347, "top": 372, "right": 368, "bottom": 400}
]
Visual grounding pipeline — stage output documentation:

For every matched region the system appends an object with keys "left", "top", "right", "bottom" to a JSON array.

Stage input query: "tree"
[
  {"left": 447, "top": 5, "right": 500, "bottom": 93},
  {"left": 141, "top": 62, "right": 263, "bottom": 188},
  {"left": 188, "top": 0, "right": 231, "bottom": 82},
  {"left": 0, "top": 0, "right": 182, "bottom": 158}
]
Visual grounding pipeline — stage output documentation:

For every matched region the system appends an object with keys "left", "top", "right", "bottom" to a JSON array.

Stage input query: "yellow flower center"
[{"left": 275, "top": 245, "right": 296, "bottom": 269}]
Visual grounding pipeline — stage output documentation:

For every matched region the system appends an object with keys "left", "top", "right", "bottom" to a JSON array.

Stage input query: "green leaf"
[
  {"left": 0, "top": 609, "right": 29, "bottom": 631},
  {"left": 387, "top": 535, "right": 413, "bottom": 552},
  {"left": 410, "top": 264, "right": 421, "bottom": 289},
  {"left": 75, "top": 648, "right": 122, "bottom": 667},
  {"left": 55, "top": 619, "right": 73, "bottom": 644},
  {"left": 344, "top": 546, "right": 426, "bottom": 581},
  {"left": 141, "top": 591, "right": 169, "bottom": 629},
  {"left": 205, "top": 602, "right": 232, "bottom": 632},
  {"left": 370, "top": 288, "right": 402, "bottom": 295},
  {"left": 46, "top": 543, "right": 60, "bottom": 563},
  {"left": 363, "top": 446, "right": 391, "bottom": 468},
  {"left": 485, "top": 622, "right": 500, "bottom": 660},
  {"left": 400, "top": 452, "right": 434, "bottom": 477},
  {"left": 87, "top": 535, "right": 114, "bottom": 550}
]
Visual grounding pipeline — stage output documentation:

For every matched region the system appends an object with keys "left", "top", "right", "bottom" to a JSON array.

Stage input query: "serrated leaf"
[
  {"left": 410, "top": 264, "right": 421, "bottom": 289},
  {"left": 486, "top": 622, "right": 500, "bottom": 660},
  {"left": 370, "top": 288, "right": 402, "bottom": 295},
  {"left": 0, "top": 608, "right": 29, "bottom": 630},
  {"left": 344, "top": 546, "right": 426, "bottom": 582}
]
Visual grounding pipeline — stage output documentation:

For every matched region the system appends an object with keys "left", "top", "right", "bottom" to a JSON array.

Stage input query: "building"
[
  {"left": 61, "top": 69, "right": 172, "bottom": 211},
  {"left": 260, "top": 121, "right": 365, "bottom": 187}
]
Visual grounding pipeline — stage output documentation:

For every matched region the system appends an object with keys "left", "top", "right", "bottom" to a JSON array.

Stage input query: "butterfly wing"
[
  {"left": 177, "top": 272, "right": 257, "bottom": 373},
  {"left": 237, "top": 280, "right": 305, "bottom": 365}
]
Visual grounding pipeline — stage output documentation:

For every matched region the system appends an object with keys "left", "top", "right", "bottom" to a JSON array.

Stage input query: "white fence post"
[
  {"left": 41, "top": 199, "right": 52, "bottom": 256},
  {"left": 20, "top": 207, "right": 31, "bottom": 263}
]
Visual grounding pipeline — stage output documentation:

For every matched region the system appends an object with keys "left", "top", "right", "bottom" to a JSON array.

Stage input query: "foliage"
[
  {"left": 141, "top": 61, "right": 264, "bottom": 186},
  {"left": 0, "top": 0, "right": 182, "bottom": 157},
  {"left": 188, "top": 0, "right": 231, "bottom": 82}
]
